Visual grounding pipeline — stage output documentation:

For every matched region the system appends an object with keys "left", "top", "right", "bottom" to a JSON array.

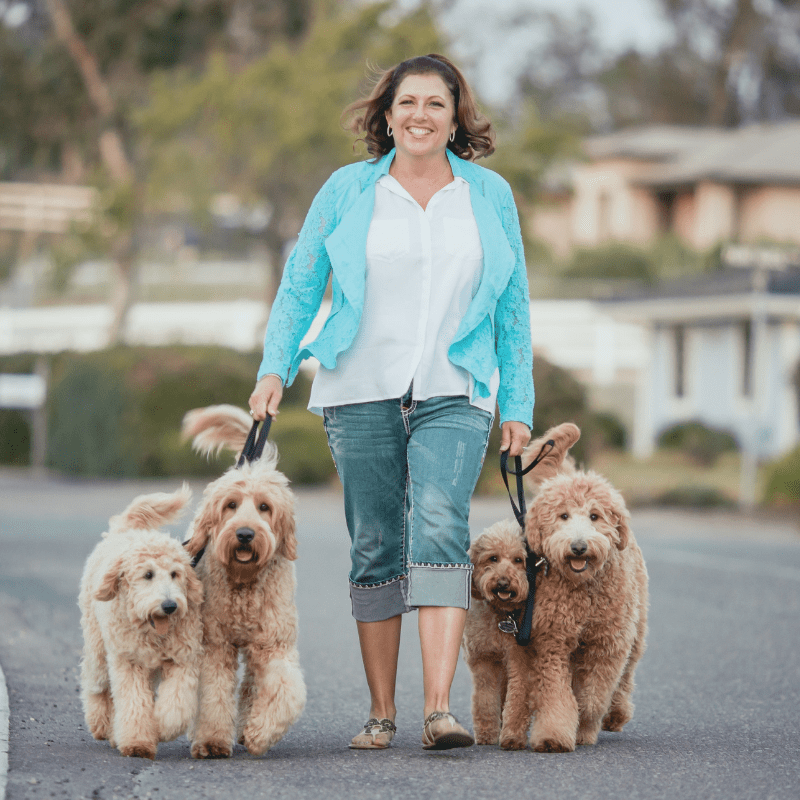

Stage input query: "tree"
[
  {"left": 1, "top": 0, "right": 314, "bottom": 340},
  {"left": 139, "top": 1, "right": 443, "bottom": 303}
]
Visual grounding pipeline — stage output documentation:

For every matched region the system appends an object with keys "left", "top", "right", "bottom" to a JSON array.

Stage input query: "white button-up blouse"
[{"left": 308, "top": 173, "right": 500, "bottom": 416}]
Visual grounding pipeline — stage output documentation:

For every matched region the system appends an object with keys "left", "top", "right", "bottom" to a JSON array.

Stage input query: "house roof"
[
  {"left": 600, "top": 266, "right": 800, "bottom": 325},
  {"left": 585, "top": 120, "right": 800, "bottom": 187}
]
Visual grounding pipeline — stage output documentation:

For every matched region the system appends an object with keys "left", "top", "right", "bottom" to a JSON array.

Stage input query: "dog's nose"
[
  {"left": 571, "top": 541, "right": 588, "bottom": 556},
  {"left": 236, "top": 527, "right": 255, "bottom": 544},
  {"left": 161, "top": 599, "right": 178, "bottom": 615}
]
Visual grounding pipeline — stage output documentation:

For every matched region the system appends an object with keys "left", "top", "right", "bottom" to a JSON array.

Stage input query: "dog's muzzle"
[
  {"left": 234, "top": 527, "right": 256, "bottom": 563},
  {"left": 491, "top": 581, "right": 517, "bottom": 601}
]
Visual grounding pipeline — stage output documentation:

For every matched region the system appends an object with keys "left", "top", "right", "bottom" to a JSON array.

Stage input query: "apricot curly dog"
[
  {"left": 79, "top": 485, "right": 203, "bottom": 759},
  {"left": 524, "top": 422, "right": 649, "bottom": 752},
  {"left": 182, "top": 405, "right": 306, "bottom": 759},
  {"left": 463, "top": 518, "right": 534, "bottom": 750}
]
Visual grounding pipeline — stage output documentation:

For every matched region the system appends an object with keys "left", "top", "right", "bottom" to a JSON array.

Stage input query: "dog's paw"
[
  {"left": 474, "top": 732, "right": 500, "bottom": 746},
  {"left": 531, "top": 736, "right": 574, "bottom": 753},
  {"left": 118, "top": 742, "right": 156, "bottom": 760},
  {"left": 242, "top": 726, "right": 281, "bottom": 757},
  {"left": 191, "top": 740, "right": 232, "bottom": 759},
  {"left": 499, "top": 733, "right": 528, "bottom": 751},
  {"left": 601, "top": 709, "right": 630, "bottom": 732},
  {"left": 575, "top": 729, "right": 599, "bottom": 746}
]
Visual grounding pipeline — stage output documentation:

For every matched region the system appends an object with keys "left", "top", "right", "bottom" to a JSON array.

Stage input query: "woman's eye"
[{"left": 144, "top": 571, "right": 153, "bottom": 580}]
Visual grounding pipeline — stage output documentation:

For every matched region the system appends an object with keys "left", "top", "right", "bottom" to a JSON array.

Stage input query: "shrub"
[
  {"left": 565, "top": 242, "right": 653, "bottom": 283},
  {"left": 763, "top": 446, "right": 800, "bottom": 507},
  {"left": 657, "top": 420, "right": 738, "bottom": 467},
  {"left": 654, "top": 485, "right": 736, "bottom": 509}
]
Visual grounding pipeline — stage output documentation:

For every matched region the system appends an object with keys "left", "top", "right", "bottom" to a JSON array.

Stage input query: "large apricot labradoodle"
[
  {"left": 463, "top": 518, "right": 533, "bottom": 750},
  {"left": 524, "top": 422, "right": 649, "bottom": 752},
  {"left": 79, "top": 485, "right": 203, "bottom": 759},
  {"left": 182, "top": 405, "right": 306, "bottom": 759}
]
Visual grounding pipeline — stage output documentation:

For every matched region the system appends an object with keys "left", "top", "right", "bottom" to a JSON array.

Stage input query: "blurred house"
[
  {"left": 0, "top": 183, "right": 95, "bottom": 235},
  {"left": 532, "top": 121, "right": 800, "bottom": 256},
  {"left": 605, "top": 251, "right": 800, "bottom": 460}
]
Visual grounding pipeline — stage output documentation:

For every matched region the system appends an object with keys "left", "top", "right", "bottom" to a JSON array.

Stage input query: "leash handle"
[
  {"left": 499, "top": 439, "right": 555, "bottom": 529},
  {"left": 237, "top": 416, "right": 273, "bottom": 468}
]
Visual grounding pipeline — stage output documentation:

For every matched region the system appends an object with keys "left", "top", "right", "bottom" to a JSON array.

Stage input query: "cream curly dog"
[
  {"left": 182, "top": 404, "right": 306, "bottom": 759},
  {"left": 463, "top": 518, "right": 533, "bottom": 749},
  {"left": 79, "top": 485, "right": 203, "bottom": 759},
  {"left": 524, "top": 422, "right": 649, "bottom": 753}
]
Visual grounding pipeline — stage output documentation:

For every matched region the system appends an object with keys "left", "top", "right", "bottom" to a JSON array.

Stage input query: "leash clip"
[
  {"left": 534, "top": 556, "right": 549, "bottom": 576},
  {"left": 498, "top": 616, "right": 519, "bottom": 635}
]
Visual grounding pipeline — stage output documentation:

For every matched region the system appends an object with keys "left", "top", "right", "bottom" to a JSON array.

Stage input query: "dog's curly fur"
[
  {"left": 79, "top": 485, "right": 203, "bottom": 759},
  {"left": 463, "top": 422, "right": 648, "bottom": 752},
  {"left": 524, "top": 422, "right": 648, "bottom": 752},
  {"left": 463, "top": 519, "right": 534, "bottom": 750},
  {"left": 182, "top": 405, "right": 306, "bottom": 759}
]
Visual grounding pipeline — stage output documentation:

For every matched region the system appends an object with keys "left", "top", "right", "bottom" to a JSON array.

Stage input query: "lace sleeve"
[
  {"left": 495, "top": 190, "right": 535, "bottom": 427},
  {"left": 257, "top": 178, "right": 339, "bottom": 382}
]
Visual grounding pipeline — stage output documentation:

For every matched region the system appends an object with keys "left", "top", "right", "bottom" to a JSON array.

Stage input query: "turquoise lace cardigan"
[{"left": 257, "top": 148, "right": 534, "bottom": 427}]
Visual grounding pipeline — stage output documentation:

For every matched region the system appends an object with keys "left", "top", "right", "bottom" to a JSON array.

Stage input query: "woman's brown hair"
[{"left": 344, "top": 54, "right": 495, "bottom": 162}]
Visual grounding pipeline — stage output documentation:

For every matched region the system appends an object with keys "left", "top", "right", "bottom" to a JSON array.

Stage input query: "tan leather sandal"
[
  {"left": 349, "top": 718, "right": 397, "bottom": 749},
  {"left": 422, "top": 711, "right": 475, "bottom": 750}
]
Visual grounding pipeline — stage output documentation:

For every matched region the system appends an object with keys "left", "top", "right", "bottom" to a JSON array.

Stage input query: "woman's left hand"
[{"left": 500, "top": 421, "right": 531, "bottom": 457}]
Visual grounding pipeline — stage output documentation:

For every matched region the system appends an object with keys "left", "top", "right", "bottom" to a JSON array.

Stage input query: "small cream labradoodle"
[
  {"left": 182, "top": 405, "right": 306, "bottom": 759},
  {"left": 79, "top": 484, "right": 203, "bottom": 759}
]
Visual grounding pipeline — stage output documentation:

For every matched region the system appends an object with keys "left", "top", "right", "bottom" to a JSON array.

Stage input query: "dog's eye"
[
  {"left": 590, "top": 513, "right": 599, "bottom": 521},
  {"left": 227, "top": 500, "right": 237, "bottom": 509},
  {"left": 488, "top": 556, "right": 498, "bottom": 563},
  {"left": 560, "top": 513, "right": 569, "bottom": 520},
  {"left": 514, "top": 557, "right": 524, "bottom": 563},
  {"left": 259, "top": 502, "right": 270, "bottom": 512},
  {"left": 144, "top": 571, "right": 153, "bottom": 580},
  {"left": 171, "top": 571, "right": 178, "bottom": 579}
]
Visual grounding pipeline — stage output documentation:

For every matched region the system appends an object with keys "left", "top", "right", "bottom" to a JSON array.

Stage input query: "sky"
[{"left": 434, "top": 0, "right": 675, "bottom": 105}]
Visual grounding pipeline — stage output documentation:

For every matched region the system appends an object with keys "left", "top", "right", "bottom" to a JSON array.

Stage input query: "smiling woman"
[{"left": 248, "top": 52, "right": 534, "bottom": 753}]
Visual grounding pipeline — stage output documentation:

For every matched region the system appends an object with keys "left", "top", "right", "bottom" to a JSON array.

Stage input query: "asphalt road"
[{"left": 1, "top": 470, "right": 799, "bottom": 800}]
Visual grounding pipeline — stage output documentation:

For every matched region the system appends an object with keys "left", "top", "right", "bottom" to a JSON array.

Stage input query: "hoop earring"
[
  {"left": 450, "top": 129, "right": 456, "bottom": 142},
  {"left": 387, "top": 124, "right": 393, "bottom": 137}
]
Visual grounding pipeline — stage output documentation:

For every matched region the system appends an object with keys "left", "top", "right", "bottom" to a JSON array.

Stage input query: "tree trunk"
[
  {"left": 44, "top": 0, "right": 138, "bottom": 344},
  {"left": 708, "top": 0, "right": 761, "bottom": 126}
]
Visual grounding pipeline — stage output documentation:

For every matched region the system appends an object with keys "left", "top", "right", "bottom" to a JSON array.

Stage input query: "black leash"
[
  {"left": 188, "top": 415, "right": 273, "bottom": 568},
  {"left": 499, "top": 439, "right": 554, "bottom": 646}
]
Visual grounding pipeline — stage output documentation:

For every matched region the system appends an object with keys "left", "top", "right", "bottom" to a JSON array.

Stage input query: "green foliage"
[
  {"left": 657, "top": 420, "right": 739, "bottom": 467},
  {"left": 565, "top": 242, "right": 654, "bottom": 283},
  {"left": 654, "top": 485, "right": 736, "bottom": 509},
  {"left": 586, "top": 412, "right": 627, "bottom": 451},
  {"left": 0, "top": 346, "right": 333, "bottom": 484},
  {"left": 763, "top": 446, "right": 800, "bottom": 507}
]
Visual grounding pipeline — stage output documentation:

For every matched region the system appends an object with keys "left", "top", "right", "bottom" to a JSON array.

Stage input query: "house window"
[
  {"left": 741, "top": 319, "right": 752, "bottom": 397},
  {"left": 673, "top": 325, "right": 685, "bottom": 398}
]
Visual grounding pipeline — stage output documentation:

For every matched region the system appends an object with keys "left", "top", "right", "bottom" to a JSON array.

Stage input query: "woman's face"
[{"left": 385, "top": 72, "right": 456, "bottom": 163}]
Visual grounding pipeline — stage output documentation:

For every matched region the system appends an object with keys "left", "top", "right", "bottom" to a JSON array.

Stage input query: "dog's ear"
[
  {"left": 274, "top": 503, "right": 298, "bottom": 561},
  {"left": 184, "top": 502, "right": 214, "bottom": 558},
  {"left": 612, "top": 504, "right": 632, "bottom": 551},
  {"left": 523, "top": 423, "right": 581, "bottom": 487},
  {"left": 185, "top": 567, "right": 204, "bottom": 607},
  {"left": 95, "top": 558, "right": 124, "bottom": 601},
  {"left": 467, "top": 537, "right": 486, "bottom": 599},
  {"left": 524, "top": 507, "right": 544, "bottom": 556}
]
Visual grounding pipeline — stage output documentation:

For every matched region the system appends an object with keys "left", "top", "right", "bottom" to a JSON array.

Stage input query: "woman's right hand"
[{"left": 249, "top": 374, "right": 283, "bottom": 421}]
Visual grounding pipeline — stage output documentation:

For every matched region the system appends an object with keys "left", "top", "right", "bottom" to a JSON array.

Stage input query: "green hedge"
[
  {"left": 763, "top": 445, "right": 800, "bottom": 507},
  {"left": 657, "top": 420, "right": 738, "bottom": 466},
  {"left": 0, "top": 347, "right": 332, "bottom": 484}
]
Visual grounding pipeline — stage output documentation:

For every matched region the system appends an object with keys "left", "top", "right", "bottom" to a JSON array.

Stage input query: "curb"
[{"left": 0, "top": 663, "right": 8, "bottom": 800}]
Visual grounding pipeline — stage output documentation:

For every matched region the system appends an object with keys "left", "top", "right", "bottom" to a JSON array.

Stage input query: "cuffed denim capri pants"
[{"left": 323, "top": 386, "right": 493, "bottom": 623}]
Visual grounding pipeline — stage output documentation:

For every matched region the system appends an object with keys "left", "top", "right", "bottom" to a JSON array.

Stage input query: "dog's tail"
[
  {"left": 182, "top": 404, "right": 253, "bottom": 458},
  {"left": 522, "top": 422, "right": 581, "bottom": 487},
  {"left": 106, "top": 483, "right": 192, "bottom": 535}
]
